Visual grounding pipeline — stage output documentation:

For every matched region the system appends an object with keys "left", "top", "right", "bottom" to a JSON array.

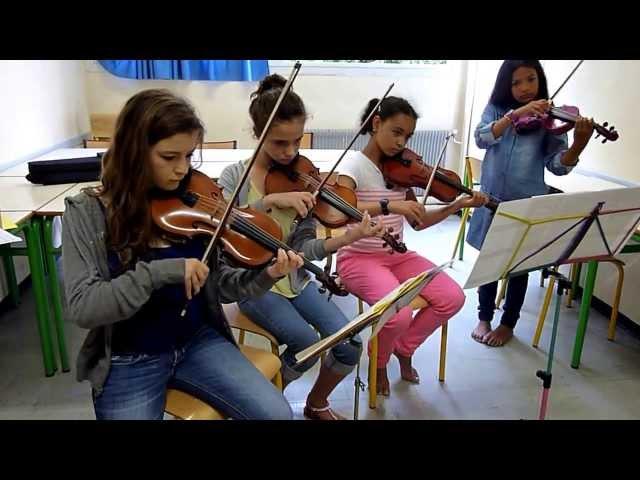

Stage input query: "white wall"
[
  {"left": 0, "top": 60, "right": 89, "bottom": 302},
  {"left": 465, "top": 60, "right": 508, "bottom": 161},
  {"left": 0, "top": 60, "right": 90, "bottom": 171},
  {"left": 541, "top": 60, "right": 639, "bottom": 184},
  {"left": 84, "top": 61, "right": 468, "bottom": 171}
]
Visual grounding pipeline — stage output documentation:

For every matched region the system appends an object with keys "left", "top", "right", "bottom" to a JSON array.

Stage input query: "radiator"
[{"left": 309, "top": 129, "right": 450, "bottom": 195}]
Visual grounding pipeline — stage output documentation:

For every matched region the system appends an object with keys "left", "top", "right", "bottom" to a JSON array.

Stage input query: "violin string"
[
  {"left": 294, "top": 173, "right": 408, "bottom": 245},
  {"left": 549, "top": 107, "right": 611, "bottom": 138},
  {"left": 191, "top": 192, "right": 326, "bottom": 275},
  {"left": 191, "top": 193, "right": 285, "bottom": 245},
  {"left": 193, "top": 193, "right": 291, "bottom": 249},
  {"left": 294, "top": 171, "right": 360, "bottom": 215},
  {"left": 294, "top": 170, "right": 395, "bottom": 226}
]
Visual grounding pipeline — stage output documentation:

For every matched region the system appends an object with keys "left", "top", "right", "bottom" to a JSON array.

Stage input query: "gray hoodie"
[
  {"left": 217, "top": 160, "right": 329, "bottom": 294},
  {"left": 61, "top": 190, "right": 277, "bottom": 394}
]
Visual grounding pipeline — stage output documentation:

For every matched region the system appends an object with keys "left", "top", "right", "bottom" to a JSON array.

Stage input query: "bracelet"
[{"left": 504, "top": 109, "right": 519, "bottom": 125}]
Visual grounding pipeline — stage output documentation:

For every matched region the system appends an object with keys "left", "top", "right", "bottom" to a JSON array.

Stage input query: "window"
[{"left": 268, "top": 60, "right": 449, "bottom": 77}]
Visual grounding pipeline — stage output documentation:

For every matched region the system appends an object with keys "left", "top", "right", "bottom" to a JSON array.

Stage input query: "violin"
[
  {"left": 150, "top": 168, "right": 348, "bottom": 296},
  {"left": 264, "top": 154, "right": 407, "bottom": 253},
  {"left": 513, "top": 104, "right": 619, "bottom": 143},
  {"left": 382, "top": 148, "right": 499, "bottom": 212}
]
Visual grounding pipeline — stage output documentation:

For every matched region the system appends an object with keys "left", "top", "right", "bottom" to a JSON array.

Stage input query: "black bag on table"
[{"left": 26, "top": 153, "right": 103, "bottom": 185}]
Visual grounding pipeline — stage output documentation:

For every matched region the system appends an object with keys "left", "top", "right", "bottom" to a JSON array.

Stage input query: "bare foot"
[
  {"left": 393, "top": 351, "right": 420, "bottom": 384},
  {"left": 472, "top": 321, "right": 492, "bottom": 344},
  {"left": 375, "top": 367, "right": 390, "bottom": 396},
  {"left": 482, "top": 324, "right": 514, "bottom": 347}
]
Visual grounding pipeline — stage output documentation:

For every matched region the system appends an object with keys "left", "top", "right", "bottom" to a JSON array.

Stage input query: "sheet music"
[
  {"left": 294, "top": 261, "right": 452, "bottom": 365},
  {"left": 465, "top": 187, "right": 640, "bottom": 289}
]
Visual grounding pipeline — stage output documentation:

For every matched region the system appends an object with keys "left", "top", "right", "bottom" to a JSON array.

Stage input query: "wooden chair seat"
[{"left": 165, "top": 345, "right": 281, "bottom": 420}]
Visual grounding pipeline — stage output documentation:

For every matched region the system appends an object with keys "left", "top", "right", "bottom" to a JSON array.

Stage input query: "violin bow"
[
  {"left": 314, "top": 83, "right": 395, "bottom": 194},
  {"left": 549, "top": 60, "right": 584, "bottom": 102},
  {"left": 179, "top": 61, "right": 302, "bottom": 316},
  {"left": 201, "top": 61, "right": 301, "bottom": 263},
  {"left": 288, "top": 83, "right": 395, "bottom": 234},
  {"left": 421, "top": 130, "right": 455, "bottom": 207}
]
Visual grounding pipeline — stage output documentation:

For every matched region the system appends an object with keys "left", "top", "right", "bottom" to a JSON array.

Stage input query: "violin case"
[{"left": 26, "top": 153, "right": 103, "bottom": 185}]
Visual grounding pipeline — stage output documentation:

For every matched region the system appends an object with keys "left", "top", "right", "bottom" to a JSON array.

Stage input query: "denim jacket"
[{"left": 466, "top": 102, "right": 575, "bottom": 249}]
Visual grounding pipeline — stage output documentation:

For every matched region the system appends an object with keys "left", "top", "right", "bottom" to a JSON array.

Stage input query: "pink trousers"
[{"left": 337, "top": 250, "right": 465, "bottom": 368}]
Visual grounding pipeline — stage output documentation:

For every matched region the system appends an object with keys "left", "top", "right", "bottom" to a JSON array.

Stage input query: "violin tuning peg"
[
  {"left": 595, "top": 133, "right": 600, "bottom": 139},
  {"left": 610, "top": 126, "right": 615, "bottom": 131},
  {"left": 603, "top": 122, "right": 608, "bottom": 127},
  {"left": 602, "top": 139, "right": 607, "bottom": 144}
]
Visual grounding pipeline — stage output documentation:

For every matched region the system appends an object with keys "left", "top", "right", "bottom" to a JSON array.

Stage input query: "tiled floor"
[{"left": 1, "top": 216, "right": 639, "bottom": 420}]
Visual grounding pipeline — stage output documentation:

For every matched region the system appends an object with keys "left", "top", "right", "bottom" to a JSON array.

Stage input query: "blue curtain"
[{"left": 98, "top": 60, "right": 269, "bottom": 81}]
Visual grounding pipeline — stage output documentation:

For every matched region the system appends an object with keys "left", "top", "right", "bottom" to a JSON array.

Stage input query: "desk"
[
  {"left": 32, "top": 182, "right": 100, "bottom": 373},
  {"left": 544, "top": 169, "right": 624, "bottom": 193},
  {"left": 0, "top": 209, "right": 32, "bottom": 307},
  {"left": 196, "top": 159, "right": 336, "bottom": 180},
  {"left": 194, "top": 148, "right": 347, "bottom": 164},
  {"left": 0, "top": 149, "right": 105, "bottom": 176},
  {"left": 1, "top": 148, "right": 343, "bottom": 180},
  {"left": 0, "top": 177, "right": 78, "bottom": 376}
]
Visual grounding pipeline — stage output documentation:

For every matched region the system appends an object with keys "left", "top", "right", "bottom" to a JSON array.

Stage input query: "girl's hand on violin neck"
[
  {"left": 515, "top": 99, "right": 551, "bottom": 118},
  {"left": 455, "top": 191, "right": 489, "bottom": 209},
  {"left": 184, "top": 258, "right": 210, "bottom": 300},
  {"left": 266, "top": 248, "right": 304, "bottom": 279},
  {"left": 389, "top": 200, "right": 426, "bottom": 226},
  {"left": 264, "top": 192, "right": 316, "bottom": 217},
  {"left": 347, "top": 211, "right": 386, "bottom": 242},
  {"left": 572, "top": 116, "right": 595, "bottom": 148}
]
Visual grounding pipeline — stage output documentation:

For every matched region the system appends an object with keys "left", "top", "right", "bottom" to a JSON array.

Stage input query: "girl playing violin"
[
  {"left": 62, "top": 89, "right": 298, "bottom": 420},
  {"left": 219, "top": 74, "right": 385, "bottom": 420},
  {"left": 467, "top": 60, "right": 594, "bottom": 347},
  {"left": 336, "top": 96, "right": 488, "bottom": 396}
]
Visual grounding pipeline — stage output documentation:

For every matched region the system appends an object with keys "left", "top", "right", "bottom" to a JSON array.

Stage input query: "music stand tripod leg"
[{"left": 536, "top": 269, "right": 571, "bottom": 420}]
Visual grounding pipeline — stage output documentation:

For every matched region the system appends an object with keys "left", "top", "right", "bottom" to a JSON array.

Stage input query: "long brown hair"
[{"left": 95, "top": 89, "right": 204, "bottom": 264}]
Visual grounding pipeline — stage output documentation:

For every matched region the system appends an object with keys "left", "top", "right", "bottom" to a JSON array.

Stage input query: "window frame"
[{"left": 268, "top": 60, "right": 451, "bottom": 77}]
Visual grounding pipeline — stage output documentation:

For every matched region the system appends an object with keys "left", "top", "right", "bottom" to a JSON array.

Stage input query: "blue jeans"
[
  {"left": 93, "top": 326, "right": 292, "bottom": 420},
  {"left": 238, "top": 283, "right": 362, "bottom": 383},
  {"left": 478, "top": 273, "right": 530, "bottom": 328}
]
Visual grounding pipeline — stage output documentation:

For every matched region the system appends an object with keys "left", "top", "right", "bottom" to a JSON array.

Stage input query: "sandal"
[{"left": 303, "top": 403, "right": 347, "bottom": 421}]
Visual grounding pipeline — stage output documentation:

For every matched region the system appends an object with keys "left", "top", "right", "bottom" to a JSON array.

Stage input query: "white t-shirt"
[{"left": 338, "top": 151, "right": 408, "bottom": 255}]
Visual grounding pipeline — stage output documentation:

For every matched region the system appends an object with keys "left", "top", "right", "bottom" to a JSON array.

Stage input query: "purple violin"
[{"left": 514, "top": 104, "right": 619, "bottom": 144}]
